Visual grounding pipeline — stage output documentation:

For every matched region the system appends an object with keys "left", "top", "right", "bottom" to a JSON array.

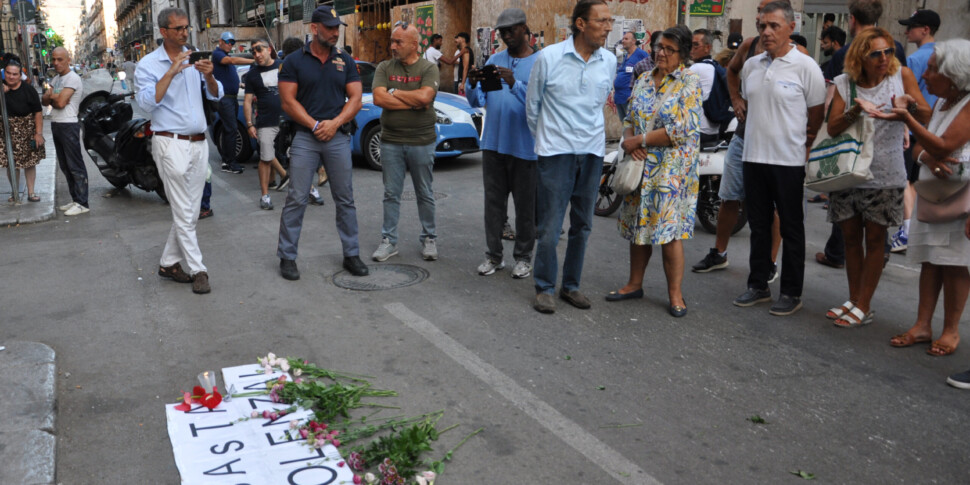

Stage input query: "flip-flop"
[
  {"left": 834, "top": 307, "right": 874, "bottom": 328},
  {"left": 890, "top": 332, "right": 932, "bottom": 348},
  {"left": 927, "top": 340, "right": 959, "bottom": 357},
  {"left": 808, "top": 194, "right": 828, "bottom": 203},
  {"left": 27, "top": 193, "right": 39, "bottom": 202},
  {"left": 826, "top": 300, "right": 855, "bottom": 320}
]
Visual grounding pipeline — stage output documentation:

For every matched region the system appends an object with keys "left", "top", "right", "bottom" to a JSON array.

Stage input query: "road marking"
[{"left": 385, "top": 302, "right": 658, "bottom": 485}]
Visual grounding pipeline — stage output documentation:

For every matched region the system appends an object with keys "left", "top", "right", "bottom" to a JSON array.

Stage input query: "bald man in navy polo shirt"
[{"left": 276, "top": 6, "right": 368, "bottom": 280}]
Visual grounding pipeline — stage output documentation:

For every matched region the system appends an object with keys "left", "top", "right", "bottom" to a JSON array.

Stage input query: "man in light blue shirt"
[
  {"left": 525, "top": 0, "right": 616, "bottom": 314},
  {"left": 135, "top": 7, "right": 223, "bottom": 295},
  {"left": 465, "top": 8, "right": 539, "bottom": 279}
]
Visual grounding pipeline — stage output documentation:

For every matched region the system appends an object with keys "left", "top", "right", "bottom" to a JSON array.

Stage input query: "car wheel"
[
  {"left": 362, "top": 123, "right": 383, "bottom": 171},
  {"left": 217, "top": 121, "right": 254, "bottom": 163}
]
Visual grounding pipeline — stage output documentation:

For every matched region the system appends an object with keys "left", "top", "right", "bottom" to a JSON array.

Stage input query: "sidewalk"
[{"left": 0, "top": 117, "right": 57, "bottom": 226}]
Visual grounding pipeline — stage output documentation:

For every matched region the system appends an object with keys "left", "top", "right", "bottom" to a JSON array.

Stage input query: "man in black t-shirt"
[
  {"left": 276, "top": 6, "right": 367, "bottom": 280},
  {"left": 244, "top": 38, "right": 289, "bottom": 210}
]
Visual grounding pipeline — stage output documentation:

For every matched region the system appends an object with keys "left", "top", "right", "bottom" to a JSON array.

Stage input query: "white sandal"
[
  {"left": 834, "top": 306, "right": 874, "bottom": 328},
  {"left": 826, "top": 300, "right": 855, "bottom": 320}
]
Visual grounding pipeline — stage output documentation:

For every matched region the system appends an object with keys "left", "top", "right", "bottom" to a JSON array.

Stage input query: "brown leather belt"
[{"left": 155, "top": 131, "right": 206, "bottom": 142}]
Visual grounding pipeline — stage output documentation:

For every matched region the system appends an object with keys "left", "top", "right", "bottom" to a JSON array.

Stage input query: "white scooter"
[{"left": 594, "top": 118, "right": 747, "bottom": 235}]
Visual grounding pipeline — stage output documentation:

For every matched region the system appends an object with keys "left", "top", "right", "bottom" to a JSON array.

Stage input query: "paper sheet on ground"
[{"left": 166, "top": 364, "right": 356, "bottom": 484}]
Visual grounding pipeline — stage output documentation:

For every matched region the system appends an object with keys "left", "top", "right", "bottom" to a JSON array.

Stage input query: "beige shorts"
[{"left": 257, "top": 126, "right": 279, "bottom": 162}]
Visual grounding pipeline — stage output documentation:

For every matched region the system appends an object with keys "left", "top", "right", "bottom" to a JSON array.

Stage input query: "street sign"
[
  {"left": 26, "top": 24, "right": 37, "bottom": 35},
  {"left": 12, "top": 1, "right": 36, "bottom": 23}
]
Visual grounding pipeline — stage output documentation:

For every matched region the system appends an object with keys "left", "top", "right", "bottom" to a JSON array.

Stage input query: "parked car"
[{"left": 212, "top": 61, "right": 483, "bottom": 170}]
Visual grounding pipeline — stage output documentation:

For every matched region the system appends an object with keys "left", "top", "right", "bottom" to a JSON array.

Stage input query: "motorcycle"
[
  {"left": 695, "top": 118, "right": 746, "bottom": 235},
  {"left": 81, "top": 72, "right": 167, "bottom": 202},
  {"left": 594, "top": 119, "right": 747, "bottom": 235}
]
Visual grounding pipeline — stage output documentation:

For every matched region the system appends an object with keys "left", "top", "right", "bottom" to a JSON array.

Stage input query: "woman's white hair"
[{"left": 935, "top": 39, "right": 970, "bottom": 92}]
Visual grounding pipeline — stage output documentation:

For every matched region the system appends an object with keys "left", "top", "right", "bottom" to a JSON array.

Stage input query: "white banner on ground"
[{"left": 165, "top": 364, "right": 356, "bottom": 485}]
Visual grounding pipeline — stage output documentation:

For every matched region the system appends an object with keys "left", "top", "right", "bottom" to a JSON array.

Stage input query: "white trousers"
[{"left": 153, "top": 135, "right": 209, "bottom": 274}]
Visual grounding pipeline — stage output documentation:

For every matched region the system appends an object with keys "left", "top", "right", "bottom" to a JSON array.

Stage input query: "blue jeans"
[
  {"left": 277, "top": 131, "right": 359, "bottom": 260},
  {"left": 380, "top": 142, "right": 436, "bottom": 245},
  {"left": 534, "top": 153, "right": 603, "bottom": 294}
]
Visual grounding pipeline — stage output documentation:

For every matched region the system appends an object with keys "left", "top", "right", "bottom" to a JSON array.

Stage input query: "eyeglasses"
[
  {"left": 162, "top": 25, "right": 192, "bottom": 33},
  {"left": 655, "top": 45, "right": 680, "bottom": 56},
  {"left": 867, "top": 47, "right": 895, "bottom": 60},
  {"left": 586, "top": 17, "right": 615, "bottom": 25}
]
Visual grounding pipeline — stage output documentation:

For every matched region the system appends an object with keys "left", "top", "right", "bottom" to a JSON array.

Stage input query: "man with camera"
[
  {"left": 276, "top": 6, "right": 368, "bottom": 280},
  {"left": 135, "top": 7, "right": 224, "bottom": 294},
  {"left": 370, "top": 22, "right": 441, "bottom": 263},
  {"left": 465, "top": 8, "right": 538, "bottom": 279}
]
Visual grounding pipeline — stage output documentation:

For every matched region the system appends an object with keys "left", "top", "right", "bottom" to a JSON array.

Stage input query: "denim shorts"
[{"left": 717, "top": 135, "right": 745, "bottom": 201}]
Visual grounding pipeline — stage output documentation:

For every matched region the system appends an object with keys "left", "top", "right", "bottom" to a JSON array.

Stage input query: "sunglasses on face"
[
  {"left": 251, "top": 45, "right": 267, "bottom": 53},
  {"left": 393, "top": 21, "right": 409, "bottom": 30},
  {"left": 867, "top": 47, "right": 894, "bottom": 60}
]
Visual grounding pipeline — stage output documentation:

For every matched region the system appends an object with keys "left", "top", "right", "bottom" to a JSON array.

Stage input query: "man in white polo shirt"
[{"left": 732, "top": 1, "right": 825, "bottom": 316}]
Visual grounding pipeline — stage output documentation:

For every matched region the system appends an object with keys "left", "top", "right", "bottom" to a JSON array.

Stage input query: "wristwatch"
[{"left": 388, "top": 88, "right": 397, "bottom": 96}]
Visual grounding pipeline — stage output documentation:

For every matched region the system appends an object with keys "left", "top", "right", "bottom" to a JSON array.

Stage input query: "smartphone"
[
  {"left": 480, "top": 65, "right": 502, "bottom": 92},
  {"left": 189, "top": 51, "right": 212, "bottom": 63}
]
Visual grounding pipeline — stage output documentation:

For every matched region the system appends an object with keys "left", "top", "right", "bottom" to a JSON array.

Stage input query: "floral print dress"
[{"left": 617, "top": 64, "right": 701, "bottom": 245}]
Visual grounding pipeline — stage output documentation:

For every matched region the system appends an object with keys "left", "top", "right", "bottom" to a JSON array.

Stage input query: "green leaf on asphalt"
[
  {"left": 748, "top": 415, "right": 767, "bottom": 424},
  {"left": 790, "top": 470, "right": 816, "bottom": 480},
  {"left": 564, "top": 355, "right": 571, "bottom": 360},
  {"left": 597, "top": 385, "right": 606, "bottom": 390}
]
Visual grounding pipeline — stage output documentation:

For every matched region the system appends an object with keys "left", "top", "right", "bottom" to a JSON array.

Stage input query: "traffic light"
[{"left": 41, "top": 49, "right": 47, "bottom": 57}]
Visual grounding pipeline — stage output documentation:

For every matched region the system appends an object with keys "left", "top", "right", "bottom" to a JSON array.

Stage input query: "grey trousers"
[
  {"left": 482, "top": 150, "right": 536, "bottom": 262},
  {"left": 277, "top": 131, "right": 359, "bottom": 260}
]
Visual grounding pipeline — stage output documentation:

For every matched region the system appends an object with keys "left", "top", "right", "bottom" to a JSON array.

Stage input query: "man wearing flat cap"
[
  {"left": 213, "top": 30, "right": 254, "bottom": 174},
  {"left": 276, "top": 6, "right": 369, "bottom": 280},
  {"left": 465, "top": 8, "right": 539, "bottom": 279}
]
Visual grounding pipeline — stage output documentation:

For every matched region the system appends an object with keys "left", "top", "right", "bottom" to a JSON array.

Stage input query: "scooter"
[
  {"left": 81, "top": 72, "right": 167, "bottom": 202},
  {"left": 594, "top": 118, "right": 747, "bottom": 235}
]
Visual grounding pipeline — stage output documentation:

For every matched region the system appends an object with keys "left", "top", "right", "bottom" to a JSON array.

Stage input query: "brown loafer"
[
  {"left": 815, "top": 252, "right": 844, "bottom": 269},
  {"left": 192, "top": 271, "right": 211, "bottom": 294},
  {"left": 559, "top": 289, "right": 591, "bottom": 309},
  {"left": 158, "top": 263, "right": 193, "bottom": 283}
]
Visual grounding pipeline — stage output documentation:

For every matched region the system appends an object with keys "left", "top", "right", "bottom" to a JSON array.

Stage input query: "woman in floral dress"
[{"left": 606, "top": 25, "right": 701, "bottom": 317}]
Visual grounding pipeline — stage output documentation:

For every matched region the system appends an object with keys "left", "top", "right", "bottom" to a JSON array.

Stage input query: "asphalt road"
[{"left": 2, "top": 127, "right": 969, "bottom": 484}]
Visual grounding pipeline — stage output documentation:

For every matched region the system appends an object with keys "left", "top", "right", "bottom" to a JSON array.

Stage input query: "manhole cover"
[
  {"left": 332, "top": 263, "right": 429, "bottom": 291},
  {"left": 401, "top": 191, "right": 448, "bottom": 201}
]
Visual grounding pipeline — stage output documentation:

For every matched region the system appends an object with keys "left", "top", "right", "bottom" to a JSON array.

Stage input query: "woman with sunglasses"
[{"left": 825, "top": 27, "right": 930, "bottom": 328}]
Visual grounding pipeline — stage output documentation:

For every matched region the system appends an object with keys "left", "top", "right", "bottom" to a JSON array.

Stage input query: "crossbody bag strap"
[{"left": 637, "top": 76, "right": 678, "bottom": 137}]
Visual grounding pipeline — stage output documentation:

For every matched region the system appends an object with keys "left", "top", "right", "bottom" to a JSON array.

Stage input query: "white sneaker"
[
  {"left": 510, "top": 260, "right": 533, "bottom": 279},
  {"left": 58, "top": 201, "right": 76, "bottom": 211},
  {"left": 372, "top": 237, "right": 398, "bottom": 262},
  {"left": 64, "top": 204, "right": 89, "bottom": 216},
  {"left": 477, "top": 259, "right": 505, "bottom": 275},
  {"left": 421, "top": 238, "right": 438, "bottom": 261}
]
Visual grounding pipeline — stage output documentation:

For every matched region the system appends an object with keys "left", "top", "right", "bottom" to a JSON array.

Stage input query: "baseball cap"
[
  {"left": 311, "top": 6, "right": 347, "bottom": 27},
  {"left": 220, "top": 32, "right": 235, "bottom": 44},
  {"left": 727, "top": 33, "right": 743, "bottom": 50},
  {"left": 898, "top": 9, "right": 940, "bottom": 31},
  {"left": 496, "top": 8, "right": 527, "bottom": 29}
]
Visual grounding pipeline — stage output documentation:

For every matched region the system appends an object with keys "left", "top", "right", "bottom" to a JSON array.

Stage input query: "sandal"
[
  {"left": 833, "top": 306, "right": 874, "bottom": 328},
  {"left": 826, "top": 300, "right": 854, "bottom": 320},
  {"left": 27, "top": 193, "right": 39, "bottom": 202},
  {"left": 808, "top": 194, "right": 828, "bottom": 203},
  {"left": 890, "top": 331, "right": 931, "bottom": 348},
  {"left": 927, "top": 337, "right": 960, "bottom": 357}
]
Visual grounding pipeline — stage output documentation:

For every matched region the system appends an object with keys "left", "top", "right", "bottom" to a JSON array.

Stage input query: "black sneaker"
[
  {"left": 227, "top": 163, "right": 245, "bottom": 174},
  {"left": 769, "top": 294, "right": 803, "bottom": 316},
  {"left": 220, "top": 162, "right": 230, "bottom": 172},
  {"left": 733, "top": 287, "right": 772, "bottom": 307},
  {"left": 268, "top": 180, "right": 278, "bottom": 189},
  {"left": 276, "top": 175, "right": 290, "bottom": 191},
  {"left": 280, "top": 258, "right": 300, "bottom": 281},
  {"left": 692, "top": 248, "right": 728, "bottom": 273},
  {"left": 946, "top": 369, "right": 970, "bottom": 390}
]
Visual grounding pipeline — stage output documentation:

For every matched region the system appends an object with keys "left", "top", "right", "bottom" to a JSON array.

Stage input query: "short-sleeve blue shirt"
[
  {"left": 278, "top": 43, "right": 360, "bottom": 121},
  {"left": 212, "top": 47, "right": 241, "bottom": 96}
]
